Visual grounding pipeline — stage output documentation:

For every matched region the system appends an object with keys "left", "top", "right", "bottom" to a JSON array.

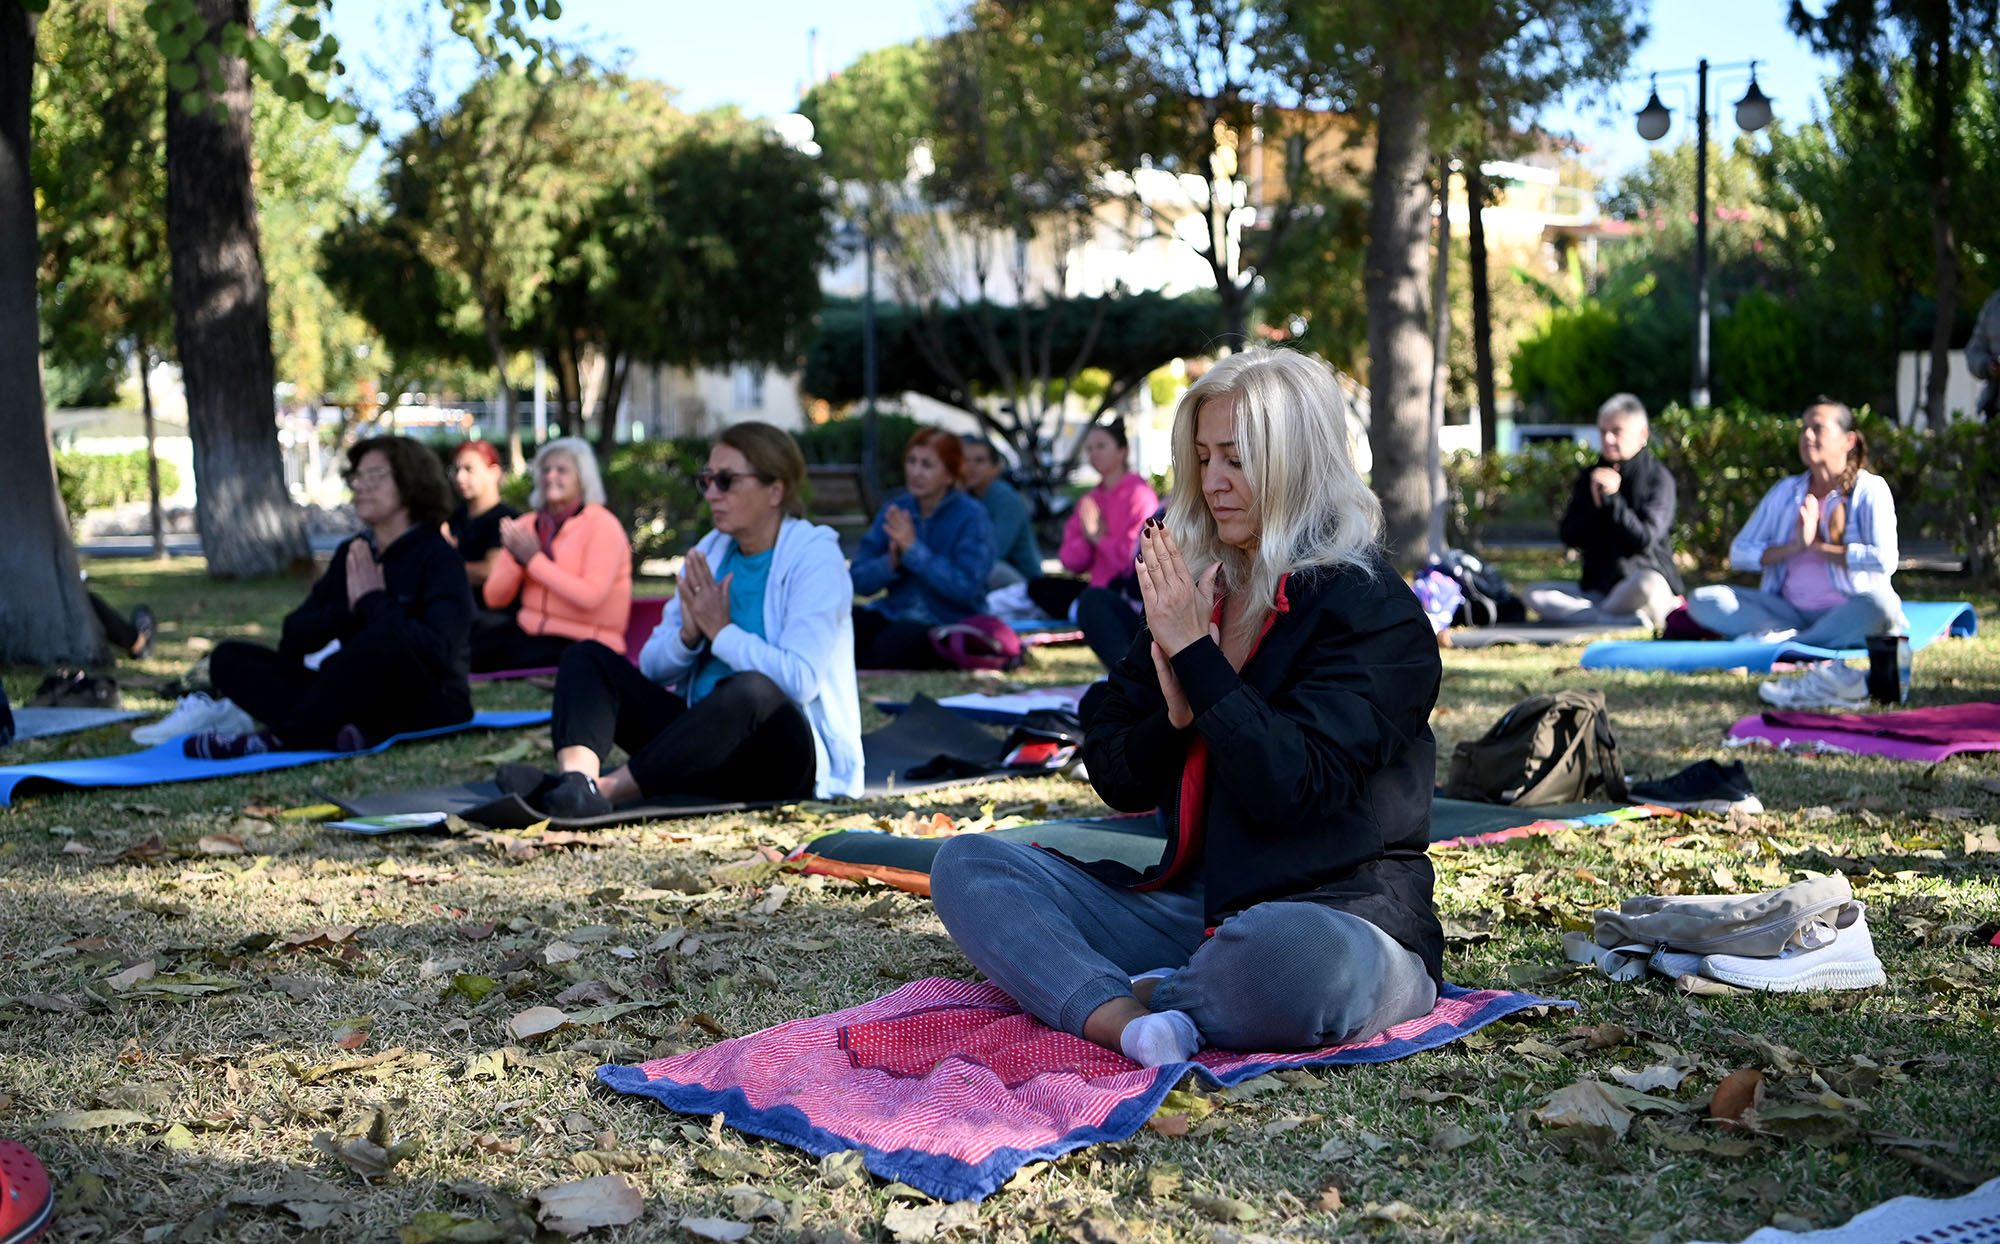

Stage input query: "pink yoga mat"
[{"left": 1727, "top": 702, "right": 2000, "bottom": 762}]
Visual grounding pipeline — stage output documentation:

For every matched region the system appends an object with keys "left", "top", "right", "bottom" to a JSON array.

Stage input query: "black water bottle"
[{"left": 1865, "top": 634, "right": 1911, "bottom": 705}]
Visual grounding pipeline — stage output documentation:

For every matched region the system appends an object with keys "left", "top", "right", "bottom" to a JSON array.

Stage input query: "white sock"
[{"left": 1119, "top": 1009, "right": 1201, "bottom": 1068}]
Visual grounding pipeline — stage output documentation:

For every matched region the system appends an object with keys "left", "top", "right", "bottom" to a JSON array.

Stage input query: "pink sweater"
[{"left": 1059, "top": 472, "right": 1160, "bottom": 587}]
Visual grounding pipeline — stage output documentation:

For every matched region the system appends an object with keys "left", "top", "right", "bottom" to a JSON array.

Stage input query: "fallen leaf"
[
  {"left": 1711, "top": 1069, "right": 1766, "bottom": 1122},
  {"left": 820, "top": 1148, "right": 869, "bottom": 1189},
  {"left": 882, "top": 1201, "right": 977, "bottom": 1241},
  {"left": 508, "top": 1007, "right": 571, "bottom": 1040},
  {"left": 334, "top": 1028, "right": 369, "bottom": 1052},
  {"left": 1431, "top": 1123, "right": 1478, "bottom": 1153},
  {"left": 543, "top": 941, "right": 585, "bottom": 965},
  {"left": 1610, "top": 1063, "right": 1691, "bottom": 1093},
  {"left": 273, "top": 925, "right": 362, "bottom": 952},
  {"left": 696, "top": 1148, "right": 771, "bottom": 1181},
  {"left": 228, "top": 1171, "right": 359, "bottom": 1230},
  {"left": 679, "top": 1217, "right": 753, "bottom": 1242},
  {"left": 1143, "top": 1164, "right": 1182, "bottom": 1198},
  {"left": 554, "top": 980, "right": 622, "bottom": 1008},
  {"left": 1531, "top": 1080, "right": 1686, "bottom": 1139},
  {"left": 1360, "top": 1201, "right": 1414, "bottom": 1225},
  {"left": 196, "top": 833, "right": 248, "bottom": 856},
  {"left": 533, "top": 1175, "right": 646, "bottom": 1236},
  {"left": 105, "top": 961, "right": 158, "bottom": 991},
  {"left": 1188, "top": 1194, "right": 1259, "bottom": 1223},
  {"left": 400, "top": 1210, "right": 509, "bottom": 1243},
  {"left": 13, "top": 993, "right": 79, "bottom": 1013}
]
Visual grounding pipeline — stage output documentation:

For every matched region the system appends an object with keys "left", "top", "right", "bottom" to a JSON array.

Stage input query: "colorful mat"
[
  {"left": 1727, "top": 701, "right": 2000, "bottom": 763},
  {"left": 1690, "top": 1175, "right": 2000, "bottom": 1244},
  {"left": 0, "top": 710, "right": 551, "bottom": 807},
  {"left": 598, "top": 976, "right": 1563, "bottom": 1203},
  {"left": 1579, "top": 601, "right": 1975, "bottom": 674}
]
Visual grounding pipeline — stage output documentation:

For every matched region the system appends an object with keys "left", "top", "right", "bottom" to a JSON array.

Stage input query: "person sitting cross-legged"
[
  {"left": 849, "top": 429, "right": 995, "bottom": 670},
  {"left": 187, "top": 437, "right": 473, "bottom": 758},
  {"left": 961, "top": 436, "right": 1044, "bottom": 589},
  {"left": 1521, "top": 392, "right": 1682, "bottom": 630},
  {"left": 1686, "top": 397, "right": 1905, "bottom": 709},
  {"left": 497, "top": 422, "right": 863, "bottom": 818},
  {"left": 931, "top": 348, "right": 1443, "bottom": 1067}
]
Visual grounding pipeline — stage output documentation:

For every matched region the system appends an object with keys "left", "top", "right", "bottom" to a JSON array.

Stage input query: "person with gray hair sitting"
[{"left": 1522, "top": 392, "right": 1682, "bottom": 630}]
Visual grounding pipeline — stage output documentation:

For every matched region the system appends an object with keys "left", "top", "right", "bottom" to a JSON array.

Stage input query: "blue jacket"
[
  {"left": 641, "top": 519, "right": 864, "bottom": 799},
  {"left": 850, "top": 488, "right": 995, "bottom": 626},
  {"left": 1729, "top": 469, "right": 1898, "bottom": 598},
  {"left": 980, "top": 477, "right": 1044, "bottom": 582}
]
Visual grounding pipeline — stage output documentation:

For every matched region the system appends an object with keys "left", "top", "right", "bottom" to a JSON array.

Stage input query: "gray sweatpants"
[{"left": 930, "top": 833, "right": 1438, "bottom": 1051}]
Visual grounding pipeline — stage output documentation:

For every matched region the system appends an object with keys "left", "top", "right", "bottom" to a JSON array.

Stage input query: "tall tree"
[
  {"left": 166, "top": 0, "right": 307, "bottom": 578},
  {"left": 1296, "top": 0, "right": 1644, "bottom": 562},
  {"left": 1, "top": 2, "right": 103, "bottom": 664},
  {"left": 1789, "top": 0, "right": 2000, "bottom": 428}
]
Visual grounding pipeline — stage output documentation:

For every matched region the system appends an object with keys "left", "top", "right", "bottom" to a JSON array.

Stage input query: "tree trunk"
[
  {"left": 1923, "top": 34, "right": 1956, "bottom": 430},
  {"left": 139, "top": 343, "right": 165, "bottom": 559},
  {"left": 0, "top": 2, "right": 105, "bottom": 665},
  {"left": 1363, "top": 63, "right": 1436, "bottom": 566},
  {"left": 479, "top": 299, "right": 521, "bottom": 469},
  {"left": 1427, "top": 160, "right": 1450, "bottom": 562},
  {"left": 592, "top": 348, "right": 626, "bottom": 460},
  {"left": 1466, "top": 159, "right": 1498, "bottom": 456},
  {"left": 165, "top": 0, "right": 307, "bottom": 578}
]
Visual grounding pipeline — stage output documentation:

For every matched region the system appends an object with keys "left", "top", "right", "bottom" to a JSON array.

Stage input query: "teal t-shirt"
[{"left": 688, "top": 545, "right": 774, "bottom": 703}]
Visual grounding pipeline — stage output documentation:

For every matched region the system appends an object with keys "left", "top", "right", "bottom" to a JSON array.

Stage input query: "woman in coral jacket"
[
  {"left": 932, "top": 349, "right": 1443, "bottom": 1068},
  {"left": 475, "top": 437, "right": 633, "bottom": 673}
]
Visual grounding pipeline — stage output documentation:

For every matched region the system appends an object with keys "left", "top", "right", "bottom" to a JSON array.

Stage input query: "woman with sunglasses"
[
  {"left": 497, "top": 422, "right": 863, "bottom": 818},
  {"left": 474, "top": 437, "right": 633, "bottom": 673},
  {"left": 184, "top": 437, "right": 473, "bottom": 757}
]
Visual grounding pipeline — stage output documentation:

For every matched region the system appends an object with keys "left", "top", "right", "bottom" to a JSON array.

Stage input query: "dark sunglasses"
[{"left": 694, "top": 468, "right": 772, "bottom": 494}]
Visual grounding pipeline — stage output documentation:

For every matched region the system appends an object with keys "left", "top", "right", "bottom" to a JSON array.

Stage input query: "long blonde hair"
[{"left": 1165, "top": 349, "right": 1383, "bottom": 645}]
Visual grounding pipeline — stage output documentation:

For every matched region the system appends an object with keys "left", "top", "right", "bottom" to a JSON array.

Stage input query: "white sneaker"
[
  {"left": 1758, "top": 661, "right": 1867, "bottom": 709},
  {"left": 132, "top": 693, "right": 256, "bottom": 745},
  {"left": 1699, "top": 907, "right": 1886, "bottom": 992},
  {"left": 1748, "top": 627, "right": 1798, "bottom": 644}
]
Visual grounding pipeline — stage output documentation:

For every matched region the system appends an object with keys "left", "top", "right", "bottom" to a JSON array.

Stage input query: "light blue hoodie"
[
  {"left": 640, "top": 518, "right": 864, "bottom": 799},
  {"left": 1728, "top": 469, "right": 1899, "bottom": 598}
]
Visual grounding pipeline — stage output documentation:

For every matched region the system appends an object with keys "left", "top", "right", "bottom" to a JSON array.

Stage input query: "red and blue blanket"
[{"left": 597, "top": 976, "right": 1563, "bottom": 1202}]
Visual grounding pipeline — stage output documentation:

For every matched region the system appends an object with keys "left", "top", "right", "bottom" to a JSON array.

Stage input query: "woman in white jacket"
[
  {"left": 1685, "top": 399, "right": 1904, "bottom": 706},
  {"left": 497, "top": 422, "right": 864, "bottom": 818}
]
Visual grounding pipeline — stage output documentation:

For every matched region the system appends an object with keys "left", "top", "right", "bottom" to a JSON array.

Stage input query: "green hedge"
[
  {"left": 1448, "top": 405, "right": 2000, "bottom": 577},
  {"left": 54, "top": 450, "right": 181, "bottom": 519}
]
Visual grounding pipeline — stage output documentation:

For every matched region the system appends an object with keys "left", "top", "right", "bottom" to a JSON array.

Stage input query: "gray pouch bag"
[{"left": 1591, "top": 874, "right": 1859, "bottom": 959}]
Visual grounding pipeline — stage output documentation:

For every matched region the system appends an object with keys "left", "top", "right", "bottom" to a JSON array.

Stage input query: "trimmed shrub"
[{"left": 54, "top": 451, "right": 181, "bottom": 520}]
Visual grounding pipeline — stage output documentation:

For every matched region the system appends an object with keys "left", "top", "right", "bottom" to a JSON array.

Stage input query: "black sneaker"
[
  {"left": 130, "top": 605, "right": 157, "bottom": 658},
  {"left": 542, "top": 771, "right": 612, "bottom": 820},
  {"left": 495, "top": 762, "right": 559, "bottom": 806},
  {"left": 1628, "top": 759, "right": 1763, "bottom": 814}
]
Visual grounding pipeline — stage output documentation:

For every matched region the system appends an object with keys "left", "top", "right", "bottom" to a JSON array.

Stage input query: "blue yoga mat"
[
  {"left": 0, "top": 710, "right": 550, "bottom": 807},
  {"left": 1579, "top": 601, "right": 1976, "bottom": 674}
]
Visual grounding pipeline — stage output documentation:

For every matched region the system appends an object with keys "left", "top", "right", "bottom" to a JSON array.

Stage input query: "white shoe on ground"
[
  {"left": 1758, "top": 661, "right": 1867, "bottom": 710},
  {"left": 1699, "top": 907, "right": 1886, "bottom": 992},
  {"left": 132, "top": 693, "right": 256, "bottom": 745}
]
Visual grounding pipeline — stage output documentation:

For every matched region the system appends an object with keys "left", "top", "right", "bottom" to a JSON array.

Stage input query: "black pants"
[
  {"left": 470, "top": 613, "right": 575, "bottom": 673},
  {"left": 1076, "top": 586, "right": 1144, "bottom": 671},
  {"left": 89, "top": 592, "right": 139, "bottom": 652},
  {"left": 550, "top": 640, "right": 815, "bottom": 801},
  {"left": 852, "top": 607, "right": 949, "bottom": 670},
  {"left": 1027, "top": 576, "right": 1088, "bottom": 621},
  {"left": 209, "top": 633, "right": 471, "bottom": 749}
]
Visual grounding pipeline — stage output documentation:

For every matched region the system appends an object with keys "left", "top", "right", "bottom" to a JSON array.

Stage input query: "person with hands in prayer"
[
  {"left": 187, "top": 437, "right": 473, "bottom": 758},
  {"left": 931, "top": 348, "right": 1444, "bottom": 1068},
  {"left": 496, "top": 422, "right": 863, "bottom": 819}
]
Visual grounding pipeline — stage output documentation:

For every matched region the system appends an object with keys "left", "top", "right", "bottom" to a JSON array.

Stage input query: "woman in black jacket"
[
  {"left": 185, "top": 437, "right": 474, "bottom": 758},
  {"left": 933, "top": 349, "right": 1444, "bottom": 1066}
]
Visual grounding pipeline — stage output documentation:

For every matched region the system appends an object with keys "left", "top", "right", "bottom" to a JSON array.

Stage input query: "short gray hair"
[
  {"left": 1597, "top": 392, "right": 1648, "bottom": 426},
  {"left": 528, "top": 437, "right": 607, "bottom": 509}
]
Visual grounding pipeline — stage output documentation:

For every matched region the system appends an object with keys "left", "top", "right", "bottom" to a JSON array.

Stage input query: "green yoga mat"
[{"left": 801, "top": 798, "right": 1633, "bottom": 876}]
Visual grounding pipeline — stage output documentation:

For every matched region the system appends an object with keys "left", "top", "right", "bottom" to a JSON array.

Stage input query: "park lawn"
[{"left": 0, "top": 554, "right": 1995, "bottom": 1244}]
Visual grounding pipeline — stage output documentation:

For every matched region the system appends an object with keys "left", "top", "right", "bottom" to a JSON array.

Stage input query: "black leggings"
[
  {"left": 88, "top": 592, "right": 140, "bottom": 652},
  {"left": 550, "top": 640, "right": 815, "bottom": 801},
  {"left": 209, "top": 633, "right": 471, "bottom": 749},
  {"left": 852, "top": 607, "right": 950, "bottom": 670},
  {"left": 1076, "top": 586, "right": 1144, "bottom": 671},
  {"left": 470, "top": 613, "right": 576, "bottom": 672}
]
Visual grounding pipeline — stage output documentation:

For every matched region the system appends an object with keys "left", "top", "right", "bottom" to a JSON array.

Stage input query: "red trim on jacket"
[{"left": 1135, "top": 573, "right": 1292, "bottom": 893}]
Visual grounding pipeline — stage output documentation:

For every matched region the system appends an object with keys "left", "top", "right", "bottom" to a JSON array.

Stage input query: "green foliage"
[
  {"left": 794, "top": 412, "right": 924, "bottom": 500},
  {"left": 600, "top": 439, "right": 711, "bottom": 565},
  {"left": 54, "top": 452, "right": 182, "bottom": 519},
  {"left": 1444, "top": 439, "right": 1591, "bottom": 550}
]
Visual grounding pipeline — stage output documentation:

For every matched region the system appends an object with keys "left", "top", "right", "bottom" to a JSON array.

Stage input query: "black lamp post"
[{"left": 1635, "top": 60, "right": 1774, "bottom": 409}]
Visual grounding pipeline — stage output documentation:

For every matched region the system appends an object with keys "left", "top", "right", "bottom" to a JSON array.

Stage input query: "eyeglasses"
[
  {"left": 344, "top": 468, "right": 394, "bottom": 488},
  {"left": 694, "top": 469, "right": 771, "bottom": 494}
]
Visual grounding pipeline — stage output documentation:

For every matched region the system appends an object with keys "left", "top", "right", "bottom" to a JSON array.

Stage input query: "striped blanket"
[{"left": 598, "top": 976, "right": 1562, "bottom": 1202}]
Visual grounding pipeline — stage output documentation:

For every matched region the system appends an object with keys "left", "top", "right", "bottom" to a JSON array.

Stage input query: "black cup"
[{"left": 1865, "top": 634, "right": 1901, "bottom": 705}]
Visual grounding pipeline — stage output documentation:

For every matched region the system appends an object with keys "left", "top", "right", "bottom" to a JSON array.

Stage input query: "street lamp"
[
  {"left": 1634, "top": 60, "right": 1773, "bottom": 409},
  {"left": 833, "top": 217, "right": 880, "bottom": 491}
]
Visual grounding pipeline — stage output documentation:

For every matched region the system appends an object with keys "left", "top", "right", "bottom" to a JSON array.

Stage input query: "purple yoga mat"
[{"left": 1727, "top": 702, "right": 2000, "bottom": 762}]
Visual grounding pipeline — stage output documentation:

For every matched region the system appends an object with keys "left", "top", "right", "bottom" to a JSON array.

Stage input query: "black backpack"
[
  {"left": 1433, "top": 550, "right": 1525, "bottom": 627},
  {"left": 1443, "top": 689, "right": 1629, "bottom": 806}
]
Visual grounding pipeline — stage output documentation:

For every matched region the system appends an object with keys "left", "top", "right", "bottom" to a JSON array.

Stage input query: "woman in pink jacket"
[
  {"left": 1028, "top": 421, "right": 1159, "bottom": 621},
  {"left": 475, "top": 437, "right": 633, "bottom": 673}
]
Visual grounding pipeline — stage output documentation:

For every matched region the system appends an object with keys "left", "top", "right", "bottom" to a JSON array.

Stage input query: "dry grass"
[{"left": 2, "top": 556, "right": 1996, "bottom": 1244}]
